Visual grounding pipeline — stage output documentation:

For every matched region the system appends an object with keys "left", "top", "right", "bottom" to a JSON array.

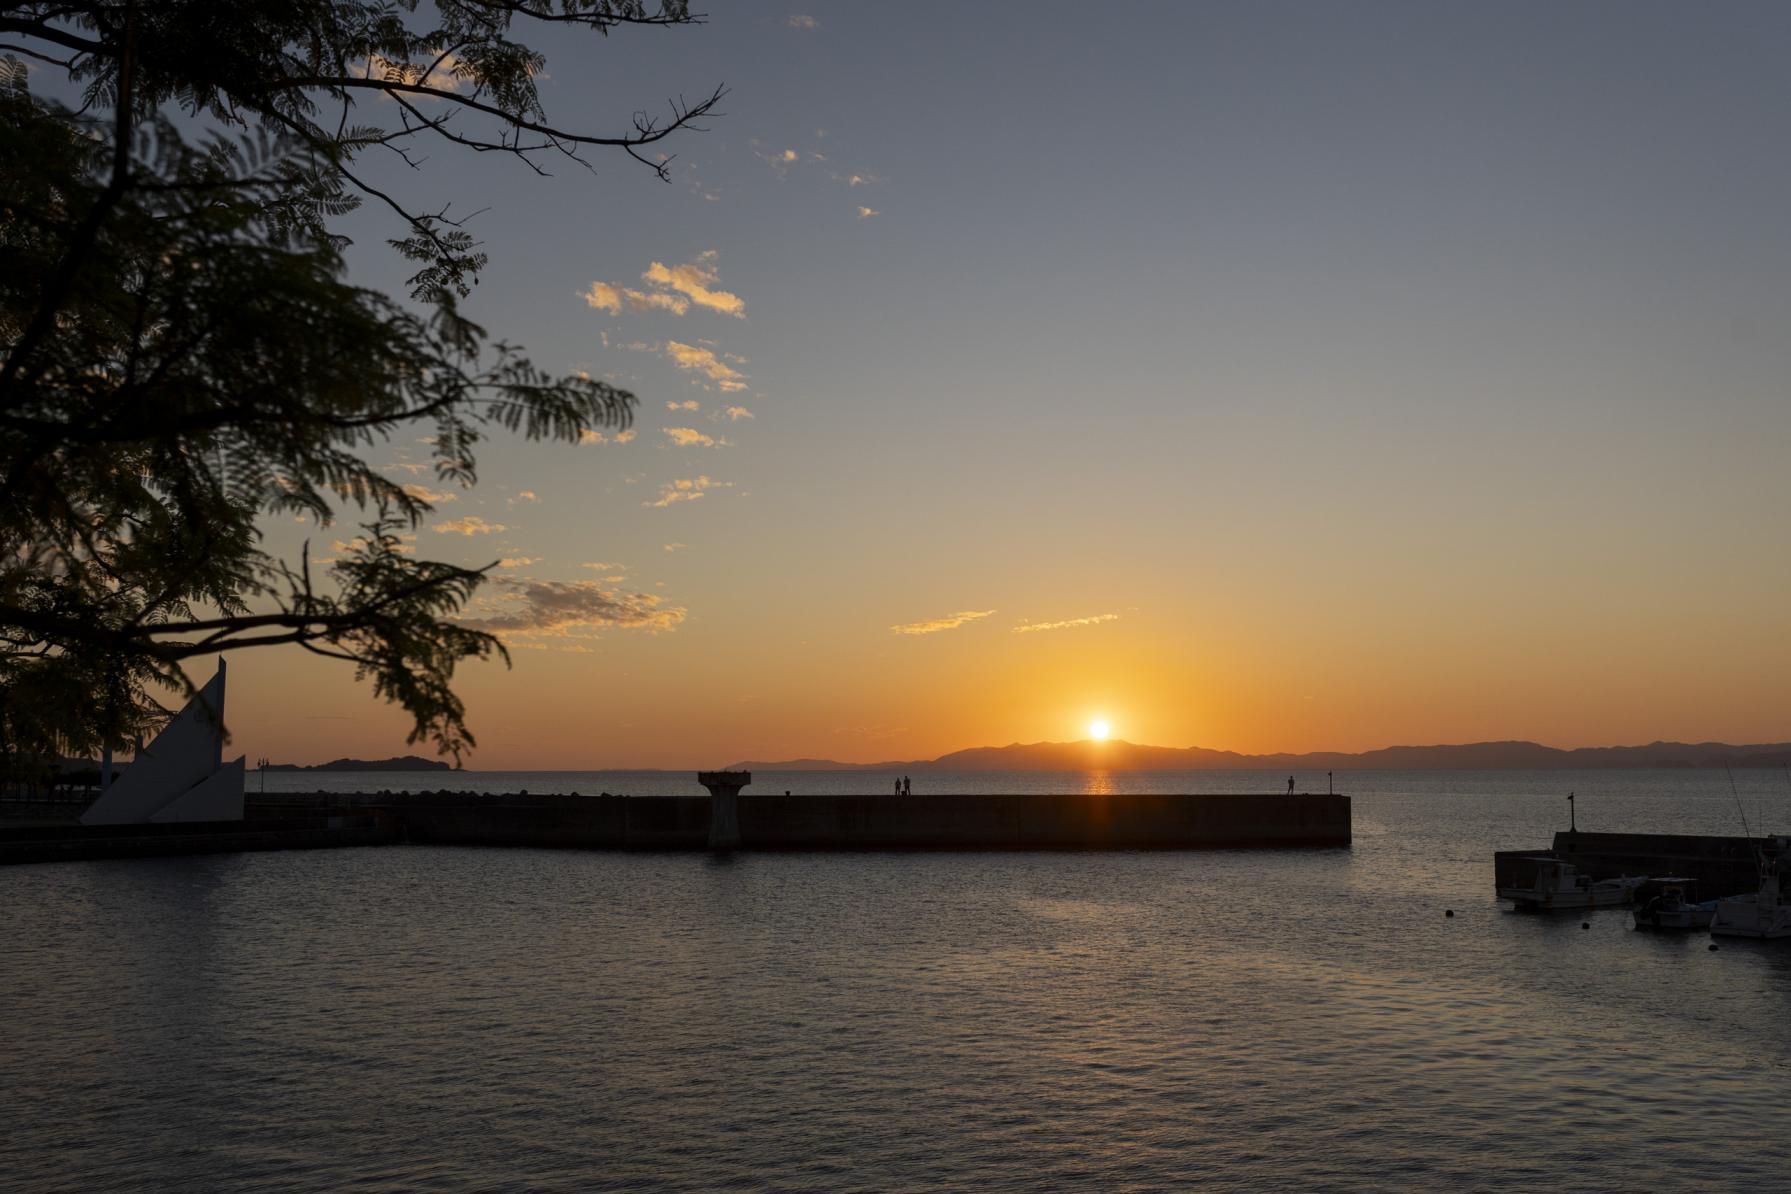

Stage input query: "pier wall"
[
  {"left": 5, "top": 791, "right": 1349, "bottom": 864},
  {"left": 265, "top": 790, "right": 1351, "bottom": 852},
  {"left": 0, "top": 814, "right": 398, "bottom": 865},
  {"left": 1494, "top": 830, "right": 1767, "bottom": 899}
]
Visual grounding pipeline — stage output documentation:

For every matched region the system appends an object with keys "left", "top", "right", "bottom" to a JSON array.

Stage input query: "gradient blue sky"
[{"left": 242, "top": 2, "right": 1791, "bottom": 765}]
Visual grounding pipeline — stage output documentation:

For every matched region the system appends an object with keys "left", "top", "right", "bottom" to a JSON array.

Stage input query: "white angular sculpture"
[{"left": 81, "top": 660, "right": 246, "bottom": 825}]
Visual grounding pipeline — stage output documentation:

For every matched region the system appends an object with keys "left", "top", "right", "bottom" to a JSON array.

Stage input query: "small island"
[{"left": 259, "top": 756, "right": 455, "bottom": 773}]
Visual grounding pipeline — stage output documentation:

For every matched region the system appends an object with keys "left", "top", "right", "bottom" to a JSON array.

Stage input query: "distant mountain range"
[{"left": 729, "top": 739, "right": 1791, "bottom": 772}]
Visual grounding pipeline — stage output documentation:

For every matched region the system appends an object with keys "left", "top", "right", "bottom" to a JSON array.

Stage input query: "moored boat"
[
  {"left": 1633, "top": 879, "right": 1717, "bottom": 930},
  {"left": 1498, "top": 856, "right": 1648, "bottom": 911},
  {"left": 1710, "top": 838, "right": 1791, "bottom": 940}
]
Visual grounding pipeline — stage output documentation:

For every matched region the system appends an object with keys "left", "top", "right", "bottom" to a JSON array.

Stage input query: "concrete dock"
[
  {"left": 1495, "top": 829, "right": 1767, "bottom": 899},
  {"left": 250, "top": 790, "right": 1351, "bottom": 852},
  {"left": 2, "top": 790, "right": 1350, "bottom": 864},
  {"left": 0, "top": 813, "right": 398, "bottom": 865}
]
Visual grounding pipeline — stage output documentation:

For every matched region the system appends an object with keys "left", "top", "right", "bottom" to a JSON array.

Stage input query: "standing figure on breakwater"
[
  {"left": 903, "top": 775, "right": 912, "bottom": 796},
  {"left": 1287, "top": 775, "right": 1295, "bottom": 795},
  {"left": 893, "top": 777, "right": 901, "bottom": 796}
]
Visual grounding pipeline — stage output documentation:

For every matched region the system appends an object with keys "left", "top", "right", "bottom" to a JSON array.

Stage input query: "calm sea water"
[{"left": 5, "top": 769, "right": 1791, "bottom": 1191}]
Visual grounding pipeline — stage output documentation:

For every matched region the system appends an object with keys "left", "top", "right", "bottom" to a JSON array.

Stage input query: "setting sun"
[{"left": 1089, "top": 719, "right": 1111, "bottom": 741}]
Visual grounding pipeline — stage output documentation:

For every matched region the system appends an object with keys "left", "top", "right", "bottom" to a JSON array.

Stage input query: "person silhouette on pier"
[
  {"left": 1287, "top": 775, "right": 1295, "bottom": 795},
  {"left": 893, "top": 777, "right": 901, "bottom": 796},
  {"left": 903, "top": 775, "right": 911, "bottom": 796}
]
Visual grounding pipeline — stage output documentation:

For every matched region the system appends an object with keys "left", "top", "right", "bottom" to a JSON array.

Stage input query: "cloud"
[
  {"left": 584, "top": 280, "right": 690, "bottom": 316},
  {"left": 649, "top": 476, "right": 730, "bottom": 507},
  {"left": 497, "top": 557, "right": 537, "bottom": 568},
  {"left": 582, "top": 281, "right": 624, "bottom": 314},
  {"left": 401, "top": 483, "right": 456, "bottom": 504},
  {"left": 663, "top": 340, "right": 746, "bottom": 387},
  {"left": 629, "top": 290, "right": 691, "bottom": 315},
  {"left": 583, "top": 251, "right": 742, "bottom": 320},
  {"left": 666, "top": 399, "right": 700, "bottom": 411},
  {"left": 857, "top": 206, "right": 880, "bottom": 219},
  {"left": 461, "top": 578, "right": 686, "bottom": 636},
  {"left": 1013, "top": 613, "right": 1121, "bottom": 634},
  {"left": 513, "top": 490, "right": 538, "bottom": 503},
  {"left": 581, "top": 561, "right": 627, "bottom": 572},
  {"left": 787, "top": 14, "right": 819, "bottom": 29},
  {"left": 663, "top": 427, "right": 720, "bottom": 448},
  {"left": 890, "top": 609, "right": 997, "bottom": 636},
  {"left": 663, "top": 542, "right": 687, "bottom": 553},
  {"left": 724, "top": 405, "right": 754, "bottom": 421},
  {"left": 383, "top": 461, "right": 430, "bottom": 476},
  {"left": 843, "top": 173, "right": 880, "bottom": 187},
  {"left": 433, "top": 515, "right": 506, "bottom": 536},
  {"left": 640, "top": 251, "right": 745, "bottom": 317},
  {"left": 755, "top": 143, "right": 804, "bottom": 173},
  {"left": 579, "top": 428, "right": 637, "bottom": 445}
]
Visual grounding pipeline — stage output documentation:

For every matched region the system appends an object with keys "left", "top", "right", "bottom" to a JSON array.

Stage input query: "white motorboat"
[
  {"left": 1710, "top": 838, "right": 1791, "bottom": 940},
  {"left": 1498, "top": 857, "right": 1648, "bottom": 911},
  {"left": 1634, "top": 879, "right": 1717, "bottom": 930}
]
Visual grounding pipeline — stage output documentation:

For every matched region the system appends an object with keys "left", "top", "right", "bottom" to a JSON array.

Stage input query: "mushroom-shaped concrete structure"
[{"left": 697, "top": 770, "right": 751, "bottom": 850}]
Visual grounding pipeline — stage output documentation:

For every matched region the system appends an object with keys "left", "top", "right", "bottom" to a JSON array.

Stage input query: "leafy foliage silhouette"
[{"left": 0, "top": 1, "right": 720, "bottom": 771}]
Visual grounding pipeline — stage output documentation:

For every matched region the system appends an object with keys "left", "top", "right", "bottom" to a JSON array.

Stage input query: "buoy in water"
[
  {"left": 1581, "top": 922, "right": 1590, "bottom": 930},
  {"left": 1709, "top": 943, "right": 1720, "bottom": 951},
  {"left": 1445, "top": 910, "right": 1454, "bottom": 918}
]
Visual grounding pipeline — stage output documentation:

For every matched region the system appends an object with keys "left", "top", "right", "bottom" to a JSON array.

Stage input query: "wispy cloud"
[
  {"left": 642, "top": 251, "right": 745, "bottom": 318},
  {"left": 579, "top": 428, "right": 637, "bottom": 445},
  {"left": 402, "top": 483, "right": 457, "bottom": 504},
  {"left": 649, "top": 476, "right": 730, "bottom": 507},
  {"left": 891, "top": 609, "right": 997, "bottom": 636},
  {"left": 787, "top": 14, "right": 819, "bottom": 29},
  {"left": 724, "top": 405, "right": 754, "bottom": 421},
  {"left": 663, "top": 340, "right": 748, "bottom": 391},
  {"left": 583, "top": 251, "right": 744, "bottom": 319},
  {"left": 584, "top": 279, "right": 690, "bottom": 316},
  {"left": 582, "top": 281, "right": 624, "bottom": 314},
  {"left": 461, "top": 578, "right": 686, "bottom": 636},
  {"left": 663, "top": 427, "right": 723, "bottom": 448},
  {"left": 840, "top": 172, "right": 881, "bottom": 187},
  {"left": 497, "top": 557, "right": 537, "bottom": 568},
  {"left": 857, "top": 205, "right": 880, "bottom": 219},
  {"left": 666, "top": 399, "right": 700, "bottom": 412},
  {"left": 663, "top": 542, "right": 687, "bottom": 553},
  {"left": 433, "top": 515, "right": 506, "bottom": 536},
  {"left": 1013, "top": 613, "right": 1121, "bottom": 634}
]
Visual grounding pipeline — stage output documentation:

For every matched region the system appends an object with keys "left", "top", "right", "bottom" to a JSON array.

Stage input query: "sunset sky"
[{"left": 241, "top": 1, "right": 1791, "bottom": 768}]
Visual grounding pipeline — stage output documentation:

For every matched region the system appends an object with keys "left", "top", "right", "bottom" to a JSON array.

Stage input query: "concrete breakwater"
[
  {"left": 1494, "top": 829, "right": 1769, "bottom": 899},
  {"left": 253, "top": 790, "right": 1352, "bottom": 852},
  {"left": 0, "top": 813, "right": 397, "bottom": 865}
]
